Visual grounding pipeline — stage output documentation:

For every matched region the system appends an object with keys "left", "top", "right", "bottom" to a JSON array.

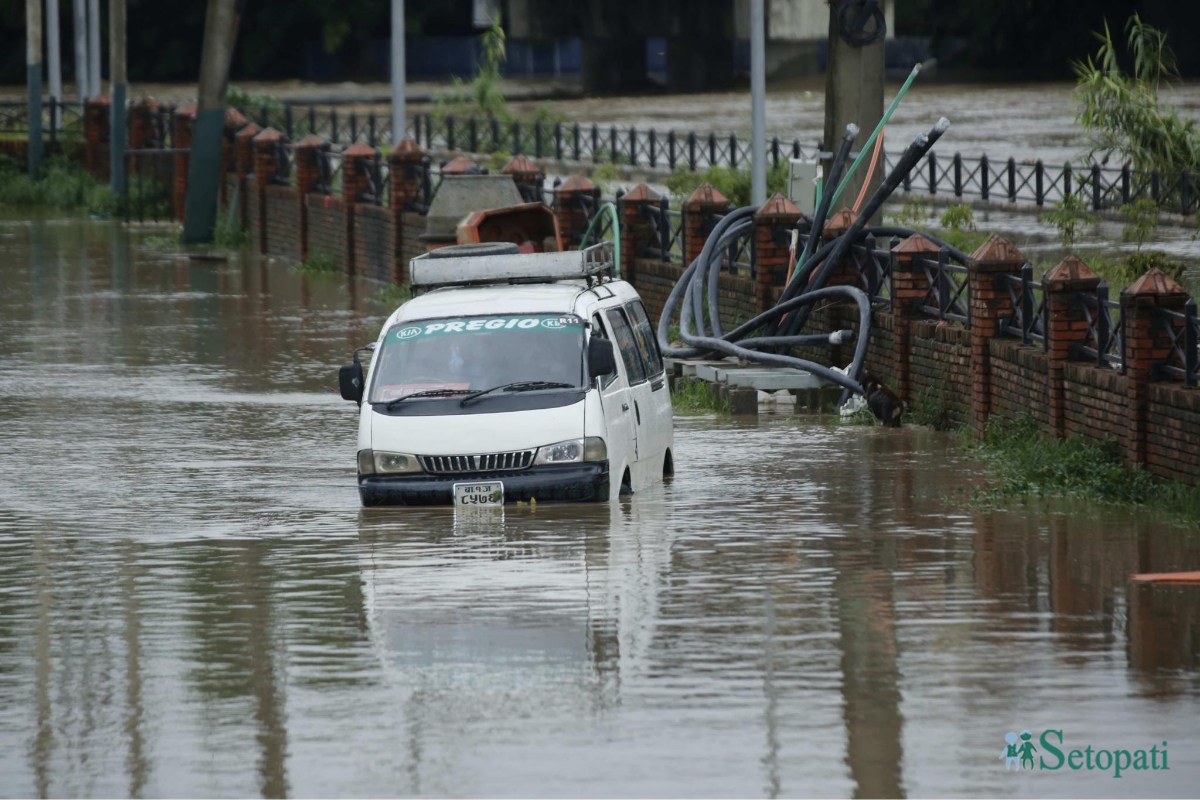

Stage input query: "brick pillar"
[
  {"left": 1043, "top": 256, "right": 1103, "bottom": 438},
  {"left": 890, "top": 234, "right": 940, "bottom": 403},
  {"left": 252, "top": 127, "right": 284, "bottom": 254},
  {"left": 753, "top": 193, "right": 802, "bottom": 314},
  {"left": 220, "top": 108, "right": 249, "bottom": 206},
  {"left": 502, "top": 154, "right": 545, "bottom": 204},
  {"left": 233, "top": 122, "right": 261, "bottom": 229},
  {"left": 388, "top": 137, "right": 427, "bottom": 283},
  {"left": 552, "top": 175, "right": 597, "bottom": 249},
  {"left": 441, "top": 155, "right": 480, "bottom": 175},
  {"left": 83, "top": 96, "right": 110, "bottom": 179},
  {"left": 618, "top": 183, "right": 660, "bottom": 286},
  {"left": 681, "top": 183, "right": 732, "bottom": 267},
  {"left": 819, "top": 208, "right": 862, "bottom": 287},
  {"left": 294, "top": 134, "right": 328, "bottom": 263},
  {"left": 967, "top": 235, "right": 1026, "bottom": 437},
  {"left": 341, "top": 142, "right": 378, "bottom": 276},
  {"left": 1121, "top": 267, "right": 1191, "bottom": 468},
  {"left": 127, "top": 98, "right": 159, "bottom": 150},
  {"left": 172, "top": 104, "right": 197, "bottom": 223}
]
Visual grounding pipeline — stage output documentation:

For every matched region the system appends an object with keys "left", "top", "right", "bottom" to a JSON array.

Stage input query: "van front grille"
[{"left": 419, "top": 450, "right": 536, "bottom": 474}]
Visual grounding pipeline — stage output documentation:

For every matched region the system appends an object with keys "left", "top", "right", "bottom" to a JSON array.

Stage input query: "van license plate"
[{"left": 453, "top": 481, "right": 504, "bottom": 507}]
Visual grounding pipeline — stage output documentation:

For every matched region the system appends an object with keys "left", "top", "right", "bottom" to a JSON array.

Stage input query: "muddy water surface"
[{"left": 1, "top": 220, "right": 1199, "bottom": 798}]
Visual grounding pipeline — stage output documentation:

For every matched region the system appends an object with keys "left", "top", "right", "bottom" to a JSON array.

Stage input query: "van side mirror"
[
  {"left": 587, "top": 337, "right": 617, "bottom": 379},
  {"left": 339, "top": 363, "right": 364, "bottom": 404}
]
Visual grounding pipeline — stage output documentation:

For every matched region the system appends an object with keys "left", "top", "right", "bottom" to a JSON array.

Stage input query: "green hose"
[
  {"left": 579, "top": 200, "right": 621, "bottom": 278},
  {"left": 827, "top": 62, "right": 923, "bottom": 211}
]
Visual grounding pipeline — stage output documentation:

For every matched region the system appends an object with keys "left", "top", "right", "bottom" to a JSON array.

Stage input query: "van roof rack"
[{"left": 409, "top": 242, "right": 615, "bottom": 291}]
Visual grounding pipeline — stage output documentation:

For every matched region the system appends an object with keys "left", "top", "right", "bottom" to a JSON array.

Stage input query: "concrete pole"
[
  {"left": 750, "top": 0, "right": 766, "bottom": 206},
  {"left": 88, "top": 0, "right": 100, "bottom": 98},
  {"left": 391, "top": 0, "right": 406, "bottom": 145},
  {"left": 823, "top": 0, "right": 885, "bottom": 219},
  {"left": 46, "top": 0, "right": 63, "bottom": 107},
  {"left": 73, "top": 0, "right": 88, "bottom": 105},
  {"left": 109, "top": 0, "right": 126, "bottom": 195},
  {"left": 182, "top": 0, "right": 242, "bottom": 243},
  {"left": 27, "top": 0, "right": 44, "bottom": 177}
]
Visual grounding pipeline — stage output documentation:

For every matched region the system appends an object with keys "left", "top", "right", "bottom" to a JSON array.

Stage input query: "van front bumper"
[{"left": 358, "top": 462, "right": 610, "bottom": 506}]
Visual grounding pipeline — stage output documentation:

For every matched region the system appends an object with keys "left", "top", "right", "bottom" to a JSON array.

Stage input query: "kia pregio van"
[{"left": 339, "top": 242, "right": 674, "bottom": 507}]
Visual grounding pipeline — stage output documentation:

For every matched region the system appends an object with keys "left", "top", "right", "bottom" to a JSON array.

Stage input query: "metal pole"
[
  {"left": 109, "top": 0, "right": 126, "bottom": 195},
  {"left": 182, "top": 0, "right": 242, "bottom": 243},
  {"left": 27, "top": 0, "right": 44, "bottom": 177},
  {"left": 750, "top": 0, "right": 766, "bottom": 206},
  {"left": 73, "top": 0, "right": 87, "bottom": 105},
  {"left": 391, "top": 0, "right": 406, "bottom": 145},
  {"left": 46, "top": 0, "right": 62, "bottom": 106},
  {"left": 87, "top": 0, "right": 100, "bottom": 98}
]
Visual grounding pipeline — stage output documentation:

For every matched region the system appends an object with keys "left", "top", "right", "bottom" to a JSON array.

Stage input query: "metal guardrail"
[
  {"left": 914, "top": 249, "right": 970, "bottom": 325},
  {"left": 1076, "top": 283, "right": 1125, "bottom": 371},
  {"left": 1153, "top": 299, "right": 1199, "bottom": 386},
  {"left": 641, "top": 198, "right": 684, "bottom": 263},
  {"left": 998, "top": 265, "right": 1047, "bottom": 347}
]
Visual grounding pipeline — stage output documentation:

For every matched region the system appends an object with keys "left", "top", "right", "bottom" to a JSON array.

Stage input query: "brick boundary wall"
[
  {"left": 353, "top": 204, "right": 395, "bottom": 285},
  {"left": 264, "top": 185, "right": 301, "bottom": 262}
]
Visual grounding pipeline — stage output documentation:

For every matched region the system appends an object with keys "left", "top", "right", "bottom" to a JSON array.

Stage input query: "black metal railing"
[
  {"left": 1076, "top": 283, "right": 1125, "bottom": 371},
  {"left": 120, "top": 149, "right": 179, "bottom": 223},
  {"left": 642, "top": 198, "right": 684, "bottom": 263},
  {"left": 998, "top": 264, "right": 1047, "bottom": 347},
  {"left": 913, "top": 249, "right": 970, "bottom": 324},
  {"left": 1153, "top": 299, "right": 1199, "bottom": 386},
  {"left": 848, "top": 233, "right": 896, "bottom": 306}
]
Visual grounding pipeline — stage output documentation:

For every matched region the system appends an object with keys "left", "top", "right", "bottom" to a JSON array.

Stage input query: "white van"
[{"left": 339, "top": 242, "right": 674, "bottom": 507}]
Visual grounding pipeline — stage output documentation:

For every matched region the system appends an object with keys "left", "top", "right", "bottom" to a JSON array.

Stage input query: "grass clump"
[
  {"left": 974, "top": 413, "right": 1200, "bottom": 521},
  {"left": 0, "top": 156, "right": 110, "bottom": 212},
  {"left": 213, "top": 215, "right": 250, "bottom": 248},
  {"left": 293, "top": 250, "right": 338, "bottom": 274},
  {"left": 664, "top": 162, "right": 788, "bottom": 207},
  {"left": 374, "top": 282, "right": 412, "bottom": 309},
  {"left": 671, "top": 378, "right": 729, "bottom": 415}
]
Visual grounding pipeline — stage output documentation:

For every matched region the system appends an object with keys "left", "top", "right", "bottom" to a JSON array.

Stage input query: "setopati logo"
[
  {"left": 392, "top": 315, "right": 581, "bottom": 341},
  {"left": 1001, "top": 729, "right": 1168, "bottom": 778}
]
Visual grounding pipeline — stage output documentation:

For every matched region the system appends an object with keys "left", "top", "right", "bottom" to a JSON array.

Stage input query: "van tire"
[
  {"left": 662, "top": 449, "right": 675, "bottom": 480},
  {"left": 619, "top": 469, "right": 633, "bottom": 496}
]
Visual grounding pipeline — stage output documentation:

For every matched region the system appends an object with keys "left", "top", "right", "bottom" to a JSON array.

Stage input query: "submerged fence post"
[
  {"left": 967, "top": 235, "right": 1026, "bottom": 438},
  {"left": 890, "top": 234, "right": 941, "bottom": 404},
  {"left": 1043, "top": 256, "right": 1102, "bottom": 438}
]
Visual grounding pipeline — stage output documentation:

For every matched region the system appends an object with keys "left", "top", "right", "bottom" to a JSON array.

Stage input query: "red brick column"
[
  {"left": 1121, "top": 267, "right": 1191, "bottom": 467},
  {"left": 388, "top": 137, "right": 427, "bottom": 283},
  {"left": 818, "top": 208, "right": 861, "bottom": 287},
  {"left": 127, "top": 98, "right": 159, "bottom": 151},
  {"left": 967, "top": 235, "right": 1027, "bottom": 437},
  {"left": 252, "top": 127, "right": 284, "bottom": 254},
  {"left": 681, "top": 183, "right": 732, "bottom": 267},
  {"left": 890, "top": 234, "right": 940, "bottom": 404},
  {"left": 618, "top": 183, "right": 660, "bottom": 285},
  {"left": 83, "top": 97, "right": 110, "bottom": 179},
  {"left": 232, "top": 122, "right": 261, "bottom": 228},
  {"left": 552, "top": 175, "right": 597, "bottom": 249},
  {"left": 752, "top": 193, "right": 801, "bottom": 314},
  {"left": 220, "top": 108, "right": 249, "bottom": 206},
  {"left": 172, "top": 104, "right": 197, "bottom": 222},
  {"left": 341, "top": 142, "right": 378, "bottom": 276},
  {"left": 502, "top": 154, "right": 545, "bottom": 204},
  {"left": 294, "top": 134, "right": 328, "bottom": 262},
  {"left": 1043, "top": 256, "right": 1102, "bottom": 438}
]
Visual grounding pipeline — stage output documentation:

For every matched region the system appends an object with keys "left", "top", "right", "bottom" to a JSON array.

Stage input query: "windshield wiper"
[
  {"left": 459, "top": 381, "right": 575, "bottom": 407},
  {"left": 385, "top": 388, "right": 474, "bottom": 409}
]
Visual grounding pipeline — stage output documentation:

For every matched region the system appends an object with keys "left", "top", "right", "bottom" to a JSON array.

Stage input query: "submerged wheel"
[{"left": 662, "top": 449, "right": 675, "bottom": 481}]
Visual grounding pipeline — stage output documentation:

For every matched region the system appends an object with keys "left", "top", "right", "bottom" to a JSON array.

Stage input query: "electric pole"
[
  {"left": 27, "top": 0, "right": 43, "bottom": 177},
  {"left": 109, "top": 0, "right": 126, "bottom": 195},
  {"left": 73, "top": 0, "right": 88, "bottom": 106},
  {"left": 182, "top": 0, "right": 242, "bottom": 243},
  {"left": 391, "top": 0, "right": 406, "bottom": 145}
]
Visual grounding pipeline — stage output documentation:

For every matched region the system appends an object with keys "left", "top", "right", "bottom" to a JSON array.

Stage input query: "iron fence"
[
  {"left": 998, "top": 265, "right": 1047, "bottom": 347},
  {"left": 1076, "top": 283, "right": 1125, "bottom": 371},
  {"left": 848, "top": 233, "right": 896, "bottom": 306},
  {"left": 912, "top": 249, "right": 970, "bottom": 325},
  {"left": 0, "top": 100, "right": 85, "bottom": 144},
  {"left": 1153, "top": 299, "right": 1199, "bottom": 386},
  {"left": 121, "top": 149, "right": 179, "bottom": 223},
  {"left": 641, "top": 198, "right": 684, "bottom": 263}
]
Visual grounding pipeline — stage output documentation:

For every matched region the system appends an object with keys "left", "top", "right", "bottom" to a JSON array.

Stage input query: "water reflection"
[{"left": 1, "top": 219, "right": 1199, "bottom": 797}]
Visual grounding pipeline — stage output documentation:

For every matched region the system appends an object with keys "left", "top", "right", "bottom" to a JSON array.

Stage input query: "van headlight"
[
  {"left": 358, "top": 449, "right": 423, "bottom": 475},
  {"left": 534, "top": 437, "right": 607, "bottom": 465}
]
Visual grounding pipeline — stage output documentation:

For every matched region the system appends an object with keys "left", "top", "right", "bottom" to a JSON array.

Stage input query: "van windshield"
[{"left": 368, "top": 313, "right": 586, "bottom": 404}]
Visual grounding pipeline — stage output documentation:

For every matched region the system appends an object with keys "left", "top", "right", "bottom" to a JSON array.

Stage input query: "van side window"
[
  {"left": 605, "top": 308, "right": 647, "bottom": 385},
  {"left": 591, "top": 313, "right": 617, "bottom": 388},
  {"left": 625, "top": 300, "right": 664, "bottom": 377}
]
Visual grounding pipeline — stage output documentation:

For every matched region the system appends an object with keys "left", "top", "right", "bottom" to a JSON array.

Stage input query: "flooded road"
[{"left": 2, "top": 219, "right": 1200, "bottom": 798}]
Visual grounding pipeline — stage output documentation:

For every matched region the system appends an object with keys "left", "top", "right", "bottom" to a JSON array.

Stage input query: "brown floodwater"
[{"left": 1, "top": 218, "right": 1199, "bottom": 798}]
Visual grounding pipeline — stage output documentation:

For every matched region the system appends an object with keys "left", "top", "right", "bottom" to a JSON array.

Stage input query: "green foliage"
[
  {"left": 840, "top": 404, "right": 877, "bottom": 426},
  {"left": 909, "top": 380, "right": 956, "bottom": 431},
  {"left": 670, "top": 378, "right": 729, "bottom": 415},
  {"left": 486, "top": 150, "right": 511, "bottom": 172},
  {"left": 663, "top": 162, "right": 788, "bottom": 208},
  {"left": 226, "top": 85, "right": 283, "bottom": 113},
  {"left": 1042, "top": 194, "right": 1096, "bottom": 248},
  {"left": 889, "top": 194, "right": 931, "bottom": 228},
  {"left": 974, "top": 413, "right": 1200, "bottom": 521},
  {"left": 1074, "top": 15, "right": 1200, "bottom": 179},
  {"left": 374, "top": 282, "right": 412, "bottom": 310},
  {"left": 938, "top": 202, "right": 976, "bottom": 233},
  {"left": 213, "top": 215, "right": 250, "bottom": 248},
  {"left": 0, "top": 157, "right": 109, "bottom": 212},
  {"left": 432, "top": 14, "right": 507, "bottom": 121},
  {"left": 1120, "top": 197, "right": 1159, "bottom": 251},
  {"left": 294, "top": 250, "right": 338, "bottom": 274}
]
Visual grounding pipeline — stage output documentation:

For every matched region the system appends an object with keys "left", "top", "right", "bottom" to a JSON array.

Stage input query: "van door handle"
[
  {"left": 634, "top": 400, "right": 641, "bottom": 425},
  {"left": 622, "top": 403, "right": 629, "bottom": 412}
]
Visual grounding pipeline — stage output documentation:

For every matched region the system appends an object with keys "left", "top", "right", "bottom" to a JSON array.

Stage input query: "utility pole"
[
  {"left": 391, "top": 0, "right": 406, "bottom": 145},
  {"left": 109, "top": 0, "right": 126, "bottom": 195},
  {"left": 73, "top": 0, "right": 88, "bottom": 106},
  {"left": 26, "top": 0, "right": 43, "bottom": 177},
  {"left": 750, "top": 0, "right": 766, "bottom": 206},
  {"left": 823, "top": 0, "right": 886, "bottom": 217},
  {"left": 88, "top": 0, "right": 100, "bottom": 98},
  {"left": 46, "top": 0, "right": 63, "bottom": 113},
  {"left": 182, "top": 0, "right": 242, "bottom": 243}
]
